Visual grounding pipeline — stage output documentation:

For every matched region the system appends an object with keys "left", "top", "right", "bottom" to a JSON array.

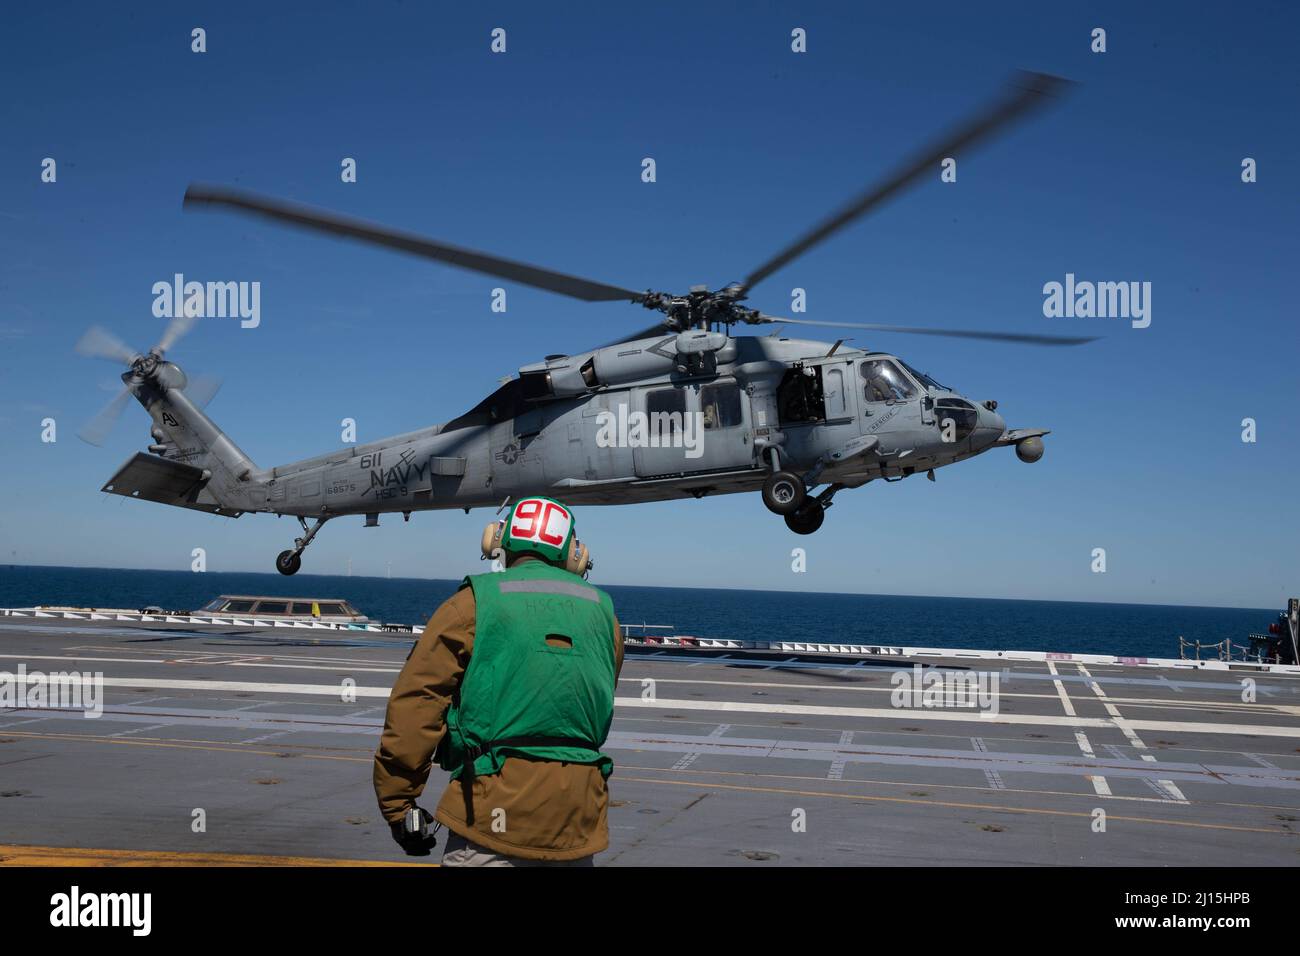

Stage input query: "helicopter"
[{"left": 76, "top": 71, "right": 1094, "bottom": 575}]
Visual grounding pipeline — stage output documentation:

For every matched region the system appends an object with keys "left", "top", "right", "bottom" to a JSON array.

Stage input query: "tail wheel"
[
  {"left": 784, "top": 504, "right": 825, "bottom": 535},
  {"left": 276, "top": 550, "right": 302, "bottom": 576},
  {"left": 762, "top": 471, "right": 806, "bottom": 515}
]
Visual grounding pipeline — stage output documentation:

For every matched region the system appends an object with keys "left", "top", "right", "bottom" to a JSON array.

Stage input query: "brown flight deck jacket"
[{"left": 373, "top": 556, "right": 623, "bottom": 861}]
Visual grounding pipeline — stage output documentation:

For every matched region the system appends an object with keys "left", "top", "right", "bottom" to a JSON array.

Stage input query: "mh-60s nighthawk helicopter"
[{"left": 77, "top": 71, "right": 1093, "bottom": 575}]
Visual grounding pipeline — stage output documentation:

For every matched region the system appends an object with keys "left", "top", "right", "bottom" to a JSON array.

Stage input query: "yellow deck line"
[{"left": 0, "top": 844, "right": 428, "bottom": 867}]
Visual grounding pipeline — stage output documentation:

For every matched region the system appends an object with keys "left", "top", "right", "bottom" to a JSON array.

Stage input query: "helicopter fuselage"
[{"left": 197, "top": 333, "right": 1018, "bottom": 520}]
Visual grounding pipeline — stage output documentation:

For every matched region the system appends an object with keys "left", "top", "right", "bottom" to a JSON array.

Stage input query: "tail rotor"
[{"left": 73, "top": 314, "right": 221, "bottom": 446}]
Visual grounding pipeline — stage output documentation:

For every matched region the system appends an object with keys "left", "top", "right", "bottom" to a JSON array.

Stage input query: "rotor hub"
[{"left": 641, "top": 286, "right": 760, "bottom": 332}]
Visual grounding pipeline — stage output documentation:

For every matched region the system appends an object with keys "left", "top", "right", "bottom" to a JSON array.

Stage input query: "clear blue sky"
[{"left": 1, "top": 2, "right": 1296, "bottom": 608}]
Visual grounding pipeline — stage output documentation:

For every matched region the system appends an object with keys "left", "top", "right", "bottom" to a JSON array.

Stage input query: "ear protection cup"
[
  {"left": 481, "top": 521, "right": 504, "bottom": 559},
  {"left": 564, "top": 540, "right": 591, "bottom": 577}
]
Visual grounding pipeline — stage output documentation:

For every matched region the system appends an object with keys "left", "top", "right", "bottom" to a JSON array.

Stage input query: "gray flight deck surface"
[{"left": 1, "top": 615, "right": 1298, "bottom": 866}]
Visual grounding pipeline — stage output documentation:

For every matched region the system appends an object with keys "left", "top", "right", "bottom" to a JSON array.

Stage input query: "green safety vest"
[{"left": 438, "top": 560, "right": 618, "bottom": 789}]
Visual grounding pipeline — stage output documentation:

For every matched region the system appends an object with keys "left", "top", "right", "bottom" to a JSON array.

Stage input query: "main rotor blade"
[
  {"left": 756, "top": 315, "right": 1097, "bottom": 346},
  {"left": 740, "top": 71, "right": 1073, "bottom": 293},
  {"left": 76, "top": 326, "right": 138, "bottom": 365},
  {"left": 77, "top": 386, "right": 132, "bottom": 446},
  {"left": 184, "top": 184, "right": 647, "bottom": 304}
]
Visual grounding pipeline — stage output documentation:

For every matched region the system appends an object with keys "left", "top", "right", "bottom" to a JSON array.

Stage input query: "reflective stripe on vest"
[{"left": 497, "top": 578, "right": 601, "bottom": 603}]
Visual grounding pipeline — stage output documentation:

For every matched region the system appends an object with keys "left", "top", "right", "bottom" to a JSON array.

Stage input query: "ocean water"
[{"left": 0, "top": 564, "right": 1278, "bottom": 660}]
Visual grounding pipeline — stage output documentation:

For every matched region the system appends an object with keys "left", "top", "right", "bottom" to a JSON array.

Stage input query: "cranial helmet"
[{"left": 481, "top": 496, "right": 591, "bottom": 576}]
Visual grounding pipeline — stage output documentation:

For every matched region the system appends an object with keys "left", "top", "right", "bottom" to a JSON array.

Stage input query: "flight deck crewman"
[{"left": 373, "top": 496, "right": 622, "bottom": 866}]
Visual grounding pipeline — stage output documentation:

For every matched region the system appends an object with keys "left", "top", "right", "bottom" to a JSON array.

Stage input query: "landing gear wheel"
[
  {"left": 762, "top": 471, "right": 806, "bottom": 515},
  {"left": 784, "top": 504, "right": 825, "bottom": 535},
  {"left": 275, "top": 550, "right": 302, "bottom": 576}
]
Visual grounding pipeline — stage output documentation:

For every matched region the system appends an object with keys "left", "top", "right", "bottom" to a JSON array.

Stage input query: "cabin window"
[
  {"left": 777, "top": 365, "right": 825, "bottom": 424},
  {"left": 860, "top": 359, "right": 916, "bottom": 403},
  {"left": 222, "top": 599, "right": 255, "bottom": 613},
  {"left": 646, "top": 387, "right": 686, "bottom": 441},
  {"left": 700, "top": 383, "right": 743, "bottom": 430},
  {"left": 317, "top": 603, "right": 348, "bottom": 616},
  {"left": 255, "top": 600, "right": 288, "bottom": 614},
  {"left": 824, "top": 368, "right": 846, "bottom": 417}
]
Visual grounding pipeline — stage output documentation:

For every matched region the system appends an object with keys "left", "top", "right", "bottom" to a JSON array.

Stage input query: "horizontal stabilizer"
[{"left": 101, "top": 452, "right": 243, "bottom": 517}]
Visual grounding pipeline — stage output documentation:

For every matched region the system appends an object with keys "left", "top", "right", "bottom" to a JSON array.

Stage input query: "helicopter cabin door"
[
  {"left": 689, "top": 379, "right": 752, "bottom": 472},
  {"left": 631, "top": 384, "right": 692, "bottom": 478}
]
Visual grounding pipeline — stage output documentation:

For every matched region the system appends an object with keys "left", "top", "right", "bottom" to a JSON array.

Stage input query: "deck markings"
[
  {"left": 3, "top": 728, "right": 1292, "bottom": 817},
  {"left": 689, "top": 654, "right": 728, "bottom": 669},
  {"left": 1078, "top": 664, "right": 1187, "bottom": 803},
  {"left": 242, "top": 731, "right": 291, "bottom": 744},
  {"left": 1045, "top": 661, "right": 1079, "bottom": 718},
  {"left": 1049, "top": 661, "right": 1111, "bottom": 797},
  {"left": 7, "top": 652, "right": 1297, "bottom": 717},
  {"left": 828, "top": 731, "right": 854, "bottom": 780},
  {"left": 671, "top": 723, "right": 731, "bottom": 770},
  {"left": 970, "top": 736, "right": 1006, "bottom": 790},
  {"left": 1072, "top": 731, "right": 1112, "bottom": 796},
  {"left": 107, "top": 723, "right": 172, "bottom": 739},
  {"left": 5, "top": 668, "right": 1299, "bottom": 739}
]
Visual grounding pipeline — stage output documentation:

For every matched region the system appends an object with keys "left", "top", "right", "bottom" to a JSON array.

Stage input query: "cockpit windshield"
[
  {"left": 859, "top": 359, "right": 916, "bottom": 403},
  {"left": 900, "top": 361, "right": 947, "bottom": 392}
]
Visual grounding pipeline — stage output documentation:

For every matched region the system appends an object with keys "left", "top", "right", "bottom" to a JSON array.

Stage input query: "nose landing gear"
[{"left": 275, "top": 515, "right": 329, "bottom": 575}]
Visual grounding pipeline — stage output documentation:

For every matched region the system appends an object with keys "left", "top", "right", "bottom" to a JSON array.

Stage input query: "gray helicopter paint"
[{"left": 102, "top": 332, "right": 1026, "bottom": 527}]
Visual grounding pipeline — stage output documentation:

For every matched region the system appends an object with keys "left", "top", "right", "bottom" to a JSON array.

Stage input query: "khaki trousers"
[{"left": 440, "top": 832, "right": 595, "bottom": 867}]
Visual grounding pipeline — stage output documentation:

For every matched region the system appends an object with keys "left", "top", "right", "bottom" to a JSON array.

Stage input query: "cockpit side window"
[{"left": 860, "top": 360, "right": 916, "bottom": 403}]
